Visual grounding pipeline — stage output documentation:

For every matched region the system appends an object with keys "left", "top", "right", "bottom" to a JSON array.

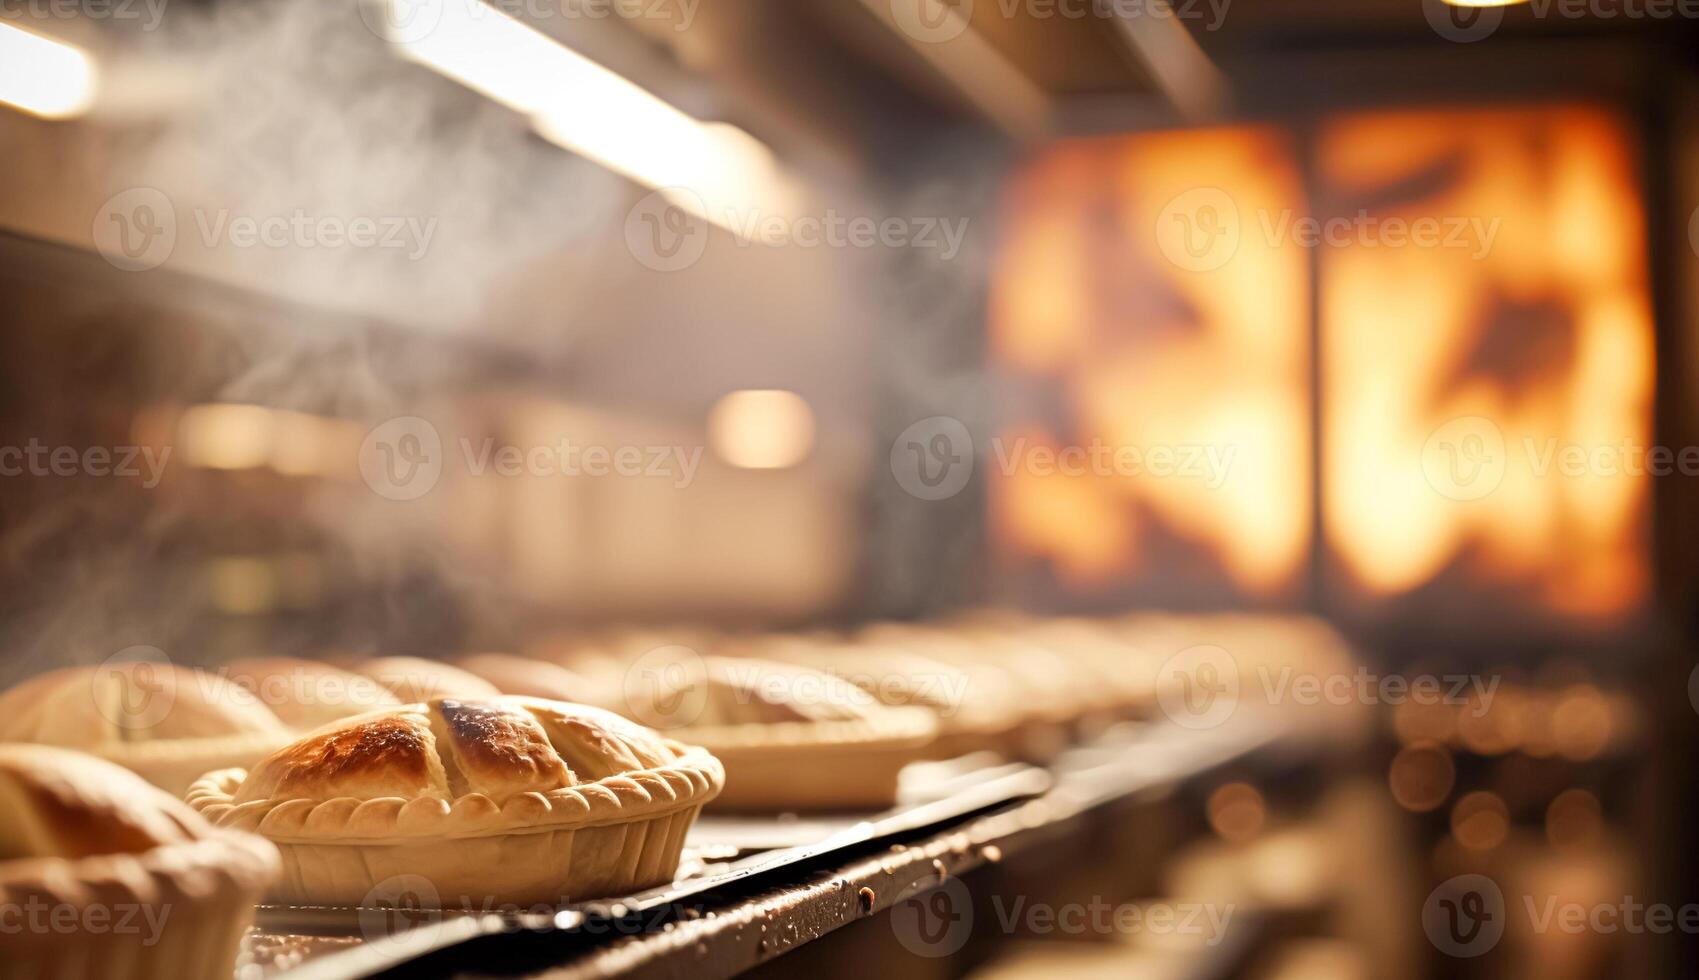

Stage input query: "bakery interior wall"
[{"left": 0, "top": 1, "right": 998, "bottom": 676}]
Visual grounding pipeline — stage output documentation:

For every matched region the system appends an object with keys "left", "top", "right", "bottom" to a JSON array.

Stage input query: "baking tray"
[
  {"left": 1048, "top": 716, "right": 1293, "bottom": 809},
  {"left": 245, "top": 756, "right": 1051, "bottom": 979}
]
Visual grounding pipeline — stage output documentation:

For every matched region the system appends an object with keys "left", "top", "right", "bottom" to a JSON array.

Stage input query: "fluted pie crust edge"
[
  {"left": 0, "top": 833, "right": 278, "bottom": 980},
  {"left": 185, "top": 745, "right": 723, "bottom": 907}
]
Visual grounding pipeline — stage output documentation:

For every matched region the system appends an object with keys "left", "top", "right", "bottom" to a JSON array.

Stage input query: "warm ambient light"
[
  {"left": 1388, "top": 741, "right": 1455, "bottom": 813},
  {"left": 990, "top": 128, "right": 1311, "bottom": 595},
  {"left": 0, "top": 23, "right": 95, "bottom": 119},
  {"left": 381, "top": 0, "right": 785, "bottom": 229},
  {"left": 178, "top": 404, "right": 273, "bottom": 470},
  {"left": 1322, "top": 107, "right": 1651, "bottom": 619},
  {"left": 708, "top": 390, "right": 815, "bottom": 469},
  {"left": 1450, "top": 791, "right": 1510, "bottom": 850},
  {"left": 1443, "top": 0, "right": 1529, "bottom": 6},
  {"left": 176, "top": 403, "right": 362, "bottom": 476}
]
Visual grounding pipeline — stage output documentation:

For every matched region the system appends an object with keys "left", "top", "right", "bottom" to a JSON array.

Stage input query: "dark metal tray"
[{"left": 245, "top": 756, "right": 1052, "bottom": 979}]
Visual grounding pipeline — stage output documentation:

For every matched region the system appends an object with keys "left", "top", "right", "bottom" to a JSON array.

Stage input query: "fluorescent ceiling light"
[
  {"left": 380, "top": 0, "right": 786, "bottom": 229},
  {"left": 0, "top": 23, "right": 95, "bottom": 119}
]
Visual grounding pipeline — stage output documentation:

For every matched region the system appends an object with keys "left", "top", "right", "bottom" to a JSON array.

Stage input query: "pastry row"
[
  {"left": 0, "top": 613, "right": 1352, "bottom": 806},
  {"left": 0, "top": 613, "right": 1352, "bottom": 977}
]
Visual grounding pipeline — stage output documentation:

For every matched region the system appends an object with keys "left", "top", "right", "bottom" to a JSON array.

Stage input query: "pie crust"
[
  {"left": 689, "top": 707, "right": 940, "bottom": 811},
  {"left": 350, "top": 656, "right": 504, "bottom": 703},
  {"left": 738, "top": 637, "right": 1027, "bottom": 761},
  {"left": 453, "top": 652, "right": 610, "bottom": 705},
  {"left": 0, "top": 745, "right": 279, "bottom": 980},
  {"left": 224, "top": 657, "right": 403, "bottom": 731},
  {"left": 610, "top": 656, "right": 940, "bottom": 811},
  {"left": 186, "top": 696, "right": 723, "bottom": 907},
  {"left": 0, "top": 664, "right": 293, "bottom": 796},
  {"left": 855, "top": 622, "right": 1100, "bottom": 761}
]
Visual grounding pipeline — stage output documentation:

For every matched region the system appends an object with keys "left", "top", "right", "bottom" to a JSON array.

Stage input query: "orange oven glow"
[
  {"left": 1319, "top": 106, "right": 1653, "bottom": 622},
  {"left": 991, "top": 105, "right": 1652, "bottom": 624},
  {"left": 990, "top": 127, "right": 1312, "bottom": 601}
]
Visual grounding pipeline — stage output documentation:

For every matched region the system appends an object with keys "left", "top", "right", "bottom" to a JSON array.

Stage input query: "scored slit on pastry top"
[
  {"left": 233, "top": 711, "right": 442, "bottom": 804},
  {"left": 197, "top": 698, "right": 725, "bottom": 844},
  {"left": 430, "top": 709, "right": 472, "bottom": 798},
  {"left": 429, "top": 699, "right": 574, "bottom": 799},
  {"left": 522, "top": 700, "right": 674, "bottom": 780},
  {"left": 231, "top": 698, "right": 670, "bottom": 808},
  {"left": 187, "top": 697, "right": 723, "bottom": 907}
]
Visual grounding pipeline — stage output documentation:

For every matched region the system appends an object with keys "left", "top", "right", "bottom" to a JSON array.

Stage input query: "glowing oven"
[{"left": 990, "top": 105, "right": 1654, "bottom": 632}]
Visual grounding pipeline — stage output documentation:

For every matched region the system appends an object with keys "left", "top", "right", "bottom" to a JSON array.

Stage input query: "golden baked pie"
[
  {"left": 613, "top": 655, "right": 938, "bottom": 811},
  {"left": 0, "top": 663, "right": 292, "bottom": 795},
  {"left": 1013, "top": 617, "right": 1159, "bottom": 721},
  {"left": 746, "top": 636, "right": 1022, "bottom": 760},
  {"left": 528, "top": 626, "right": 723, "bottom": 665},
  {"left": 224, "top": 657, "right": 402, "bottom": 731},
  {"left": 453, "top": 653, "right": 611, "bottom": 705},
  {"left": 957, "top": 626, "right": 1129, "bottom": 729},
  {"left": 187, "top": 696, "right": 722, "bottom": 907},
  {"left": 1116, "top": 612, "right": 1368, "bottom": 738},
  {"left": 858, "top": 622, "right": 1078, "bottom": 758},
  {"left": 0, "top": 745, "right": 278, "bottom": 980},
  {"left": 351, "top": 656, "right": 503, "bottom": 703}
]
